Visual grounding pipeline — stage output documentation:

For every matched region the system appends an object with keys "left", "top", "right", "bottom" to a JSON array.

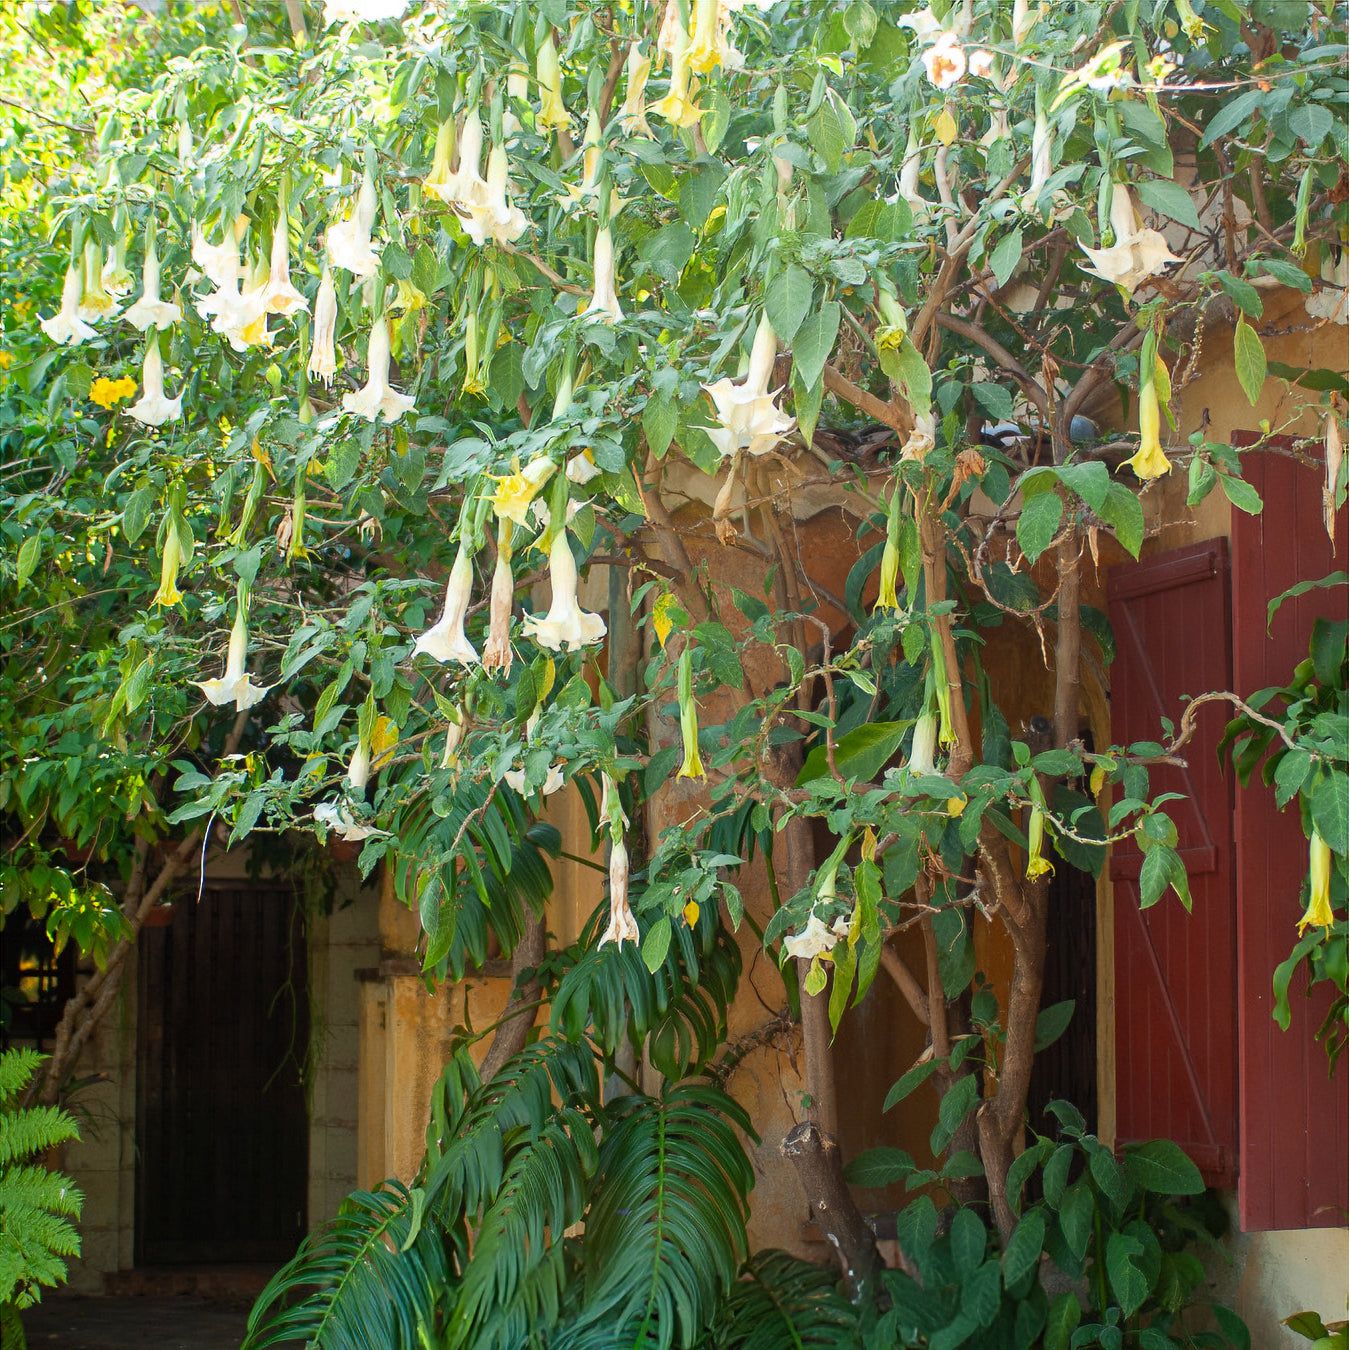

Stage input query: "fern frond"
[
  {"left": 0, "top": 1049, "right": 44, "bottom": 1106},
  {"left": 578, "top": 1084, "right": 755, "bottom": 1350},
  {"left": 703, "top": 1251, "right": 859, "bottom": 1350},
  {"left": 242, "top": 1182, "right": 455, "bottom": 1350},
  {"left": 0, "top": 1107, "right": 80, "bottom": 1166}
]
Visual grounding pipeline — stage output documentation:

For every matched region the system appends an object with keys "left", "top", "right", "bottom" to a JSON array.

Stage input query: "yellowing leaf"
[
  {"left": 1090, "top": 766, "right": 1106, "bottom": 796},
  {"left": 946, "top": 796, "right": 967, "bottom": 817},
  {"left": 653, "top": 592, "right": 679, "bottom": 649},
  {"left": 682, "top": 899, "right": 700, "bottom": 928},
  {"left": 934, "top": 108, "right": 958, "bottom": 146},
  {"left": 371, "top": 716, "right": 400, "bottom": 768}
]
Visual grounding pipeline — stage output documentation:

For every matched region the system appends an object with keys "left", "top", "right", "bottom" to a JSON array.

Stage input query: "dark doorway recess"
[
  {"left": 136, "top": 882, "right": 309, "bottom": 1265},
  {"left": 1027, "top": 858, "right": 1098, "bottom": 1138}
]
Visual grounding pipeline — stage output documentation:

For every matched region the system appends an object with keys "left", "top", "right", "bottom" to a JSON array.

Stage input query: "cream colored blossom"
[
  {"left": 77, "top": 243, "right": 120, "bottom": 323},
  {"left": 412, "top": 547, "right": 479, "bottom": 665},
  {"left": 343, "top": 315, "right": 415, "bottom": 423},
  {"left": 620, "top": 44, "right": 653, "bottom": 137},
  {"left": 101, "top": 239, "right": 133, "bottom": 298},
  {"left": 923, "top": 32, "right": 967, "bottom": 89},
  {"left": 40, "top": 266, "right": 98, "bottom": 346},
  {"left": 423, "top": 118, "right": 458, "bottom": 203},
  {"left": 598, "top": 837, "right": 639, "bottom": 948},
  {"left": 537, "top": 34, "right": 570, "bottom": 130},
  {"left": 127, "top": 342, "right": 183, "bottom": 427},
  {"left": 585, "top": 226, "right": 624, "bottom": 325},
  {"left": 308, "top": 266, "right": 338, "bottom": 385},
  {"left": 650, "top": 12, "right": 704, "bottom": 127},
  {"left": 324, "top": 0, "right": 408, "bottom": 23},
  {"left": 1081, "top": 182, "right": 1182, "bottom": 295},
  {"left": 489, "top": 455, "right": 556, "bottom": 526},
  {"left": 261, "top": 211, "right": 309, "bottom": 317},
  {"left": 196, "top": 599, "right": 270, "bottom": 710},
  {"left": 566, "top": 449, "right": 601, "bottom": 484},
  {"left": 522, "top": 526, "right": 607, "bottom": 651},
  {"left": 458, "top": 144, "right": 529, "bottom": 247},
  {"left": 701, "top": 312, "right": 795, "bottom": 458},
  {"left": 124, "top": 231, "right": 182, "bottom": 332},
  {"left": 783, "top": 912, "right": 839, "bottom": 961},
  {"left": 328, "top": 166, "right": 382, "bottom": 279}
]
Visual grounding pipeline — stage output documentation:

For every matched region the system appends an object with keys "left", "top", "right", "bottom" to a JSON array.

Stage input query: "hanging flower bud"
[
  {"left": 153, "top": 505, "right": 186, "bottom": 607},
  {"left": 1125, "top": 347, "right": 1171, "bottom": 480},
  {"left": 585, "top": 225, "right": 624, "bottom": 325},
  {"left": 1324, "top": 410, "right": 1343, "bottom": 545},
  {"left": 907, "top": 702, "right": 939, "bottom": 778},
  {"left": 77, "top": 242, "right": 120, "bottom": 323},
  {"left": 620, "top": 44, "right": 653, "bottom": 138},
  {"left": 1025, "top": 777, "right": 1054, "bottom": 879},
  {"left": 483, "top": 518, "right": 516, "bottom": 674},
  {"left": 440, "top": 704, "right": 465, "bottom": 770},
  {"left": 874, "top": 487, "right": 903, "bottom": 611},
  {"left": 412, "top": 545, "right": 479, "bottom": 665},
  {"left": 423, "top": 118, "right": 457, "bottom": 203},
  {"left": 676, "top": 644, "right": 704, "bottom": 779},
  {"left": 536, "top": 34, "right": 570, "bottom": 131},
  {"left": 102, "top": 236, "right": 134, "bottom": 298},
  {"left": 308, "top": 265, "right": 338, "bottom": 385},
  {"left": 327, "top": 163, "right": 382, "bottom": 278},
  {"left": 504, "top": 62, "right": 531, "bottom": 138},
  {"left": 262, "top": 197, "right": 309, "bottom": 316},
  {"left": 1299, "top": 830, "right": 1336, "bottom": 934},
  {"left": 288, "top": 466, "right": 309, "bottom": 562}
]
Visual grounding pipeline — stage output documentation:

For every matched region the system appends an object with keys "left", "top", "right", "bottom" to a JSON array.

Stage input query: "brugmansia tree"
[{"left": 0, "top": 0, "right": 1346, "bottom": 1345}]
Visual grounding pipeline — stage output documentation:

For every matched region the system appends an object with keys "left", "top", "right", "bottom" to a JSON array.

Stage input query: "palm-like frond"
[
  {"left": 700, "top": 1251, "right": 859, "bottom": 1350},
  {"left": 443, "top": 1107, "right": 599, "bottom": 1350},
  {"left": 577, "top": 1084, "right": 755, "bottom": 1350},
  {"left": 241, "top": 1182, "right": 455, "bottom": 1350},
  {"left": 550, "top": 901, "right": 741, "bottom": 1077},
  {"left": 422, "top": 1038, "right": 600, "bottom": 1225}
]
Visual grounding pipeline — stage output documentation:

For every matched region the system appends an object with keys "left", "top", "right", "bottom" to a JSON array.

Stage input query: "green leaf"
[
  {"left": 326, "top": 436, "right": 361, "bottom": 490},
  {"left": 1199, "top": 88, "right": 1264, "bottom": 147},
  {"left": 1140, "top": 844, "right": 1191, "bottom": 911},
  {"left": 809, "top": 99, "right": 846, "bottom": 174},
  {"left": 791, "top": 302, "right": 841, "bottom": 393},
  {"left": 1017, "top": 491, "right": 1064, "bottom": 565},
  {"left": 797, "top": 720, "right": 909, "bottom": 785},
  {"left": 1218, "top": 270, "right": 1264, "bottom": 318},
  {"left": 843, "top": 1146, "right": 916, "bottom": 1187},
  {"left": 1059, "top": 1182, "right": 1094, "bottom": 1260},
  {"left": 1123, "top": 1139, "right": 1204, "bottom": 1196},
  {"left": 1002, "top": 1210, "right": 1046, "bottom": 1287},
  {"left": 1219, "top": 472, "right": 1263, "bottom": 515},
  {"left": 961, "top": 1259, "right": 1002, "bottom": 1328},
  {"left": 679, "top": 164, "right": 726, "bottom": 229},
  {"left": 1312, "top": 772, "right": 1349, "bottom": 855},
  {"left": 1106, "top": 1232, "right": 1150, "bottom": 1318},
  {"left": 949, "top": 1207, "right": 986, "bottom": 1277},
  {"left": 1044, "top": 1291, "right": 1082, "bottom": 1350},
  {"left": 1267, "top": 571, "right": 1347, "bottom": 630},
  {"left": 883, "top": 1057, "right": 943, "bottom": 1111},
  {"left": 15, "top": 535, "right": 40, "bottom": 589},
  {"left": 1135, "top": 178, "right": 1200, "bottom": 232},
  {"left": 1034, "top": 999, "right": 1076, "bottom": 1053},
  {"left": 764, "top": 265, "right": 812, "bottom": 345},
  {"left": 1057, "top": 461, "right": 1110, "bottom": 513},
  {"left": 1098, "top": 482, "right": 1145, "bottom": 558},
  {"left": 1289, "top": 104, "right": 1334, "bottom": 148},
  {"left": 643, "top": 392, "right": 678, "bottom": 459},
  {"left": 989, "top": 229, "right": 1024, "bottom": 288},
  {"left": 1233, "top": 316, "right": 1267, "bottom": 406},
  {"left": 641, "top": 916, "right": 671, "bottom": 972},
  {"left": 121, "top": 485, "right": 156, "bottom": 544}
]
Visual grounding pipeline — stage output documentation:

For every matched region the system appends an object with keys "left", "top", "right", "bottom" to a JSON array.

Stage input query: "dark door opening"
[{"left": 136, "top": 882, "right": 309, "bottom": 1265}]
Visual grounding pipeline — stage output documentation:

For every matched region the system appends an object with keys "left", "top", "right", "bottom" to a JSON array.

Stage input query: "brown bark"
[
  {"left": 781, "top": 1121, "right": 883, "bottom": 1303},
  {"left": 478, "top": 911, "right": 546, "bottom": 1082}
]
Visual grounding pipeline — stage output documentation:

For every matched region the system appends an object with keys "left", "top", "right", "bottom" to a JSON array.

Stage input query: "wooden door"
[
  {"left": 136, "top": 882, "right": 309, "bottom": 1264},
  {"left": 1108, "top": 539, "right": 1238, "bottom": 1186}
]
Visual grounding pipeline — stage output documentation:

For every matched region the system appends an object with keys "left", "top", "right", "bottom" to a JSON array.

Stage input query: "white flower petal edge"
[
  {"left": 196, "top": 605, "right": 270, "bottom": 711},
  {"left": 127, "top": 343, "right": 183, "bottom": 428},
  {"left": 521, "top": 529, "right": 607, "bottom": 652},
  {"left": 412, "top": 548, "right": 479, "bottom": 664}
]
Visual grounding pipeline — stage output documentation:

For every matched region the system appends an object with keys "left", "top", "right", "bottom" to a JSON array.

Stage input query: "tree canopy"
[{"left": 1, "top": 0, "right": 1346, "bottom": 1345}]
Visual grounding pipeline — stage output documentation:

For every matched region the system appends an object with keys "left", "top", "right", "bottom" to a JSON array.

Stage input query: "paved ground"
[{"left": 21, "top": 1296, "right": 254, "bottom": 1350}]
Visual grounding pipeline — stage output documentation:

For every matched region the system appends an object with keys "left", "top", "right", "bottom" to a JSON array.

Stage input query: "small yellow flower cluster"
[{"left": 90, "top": 375, "right": 138, "bottom": 409}]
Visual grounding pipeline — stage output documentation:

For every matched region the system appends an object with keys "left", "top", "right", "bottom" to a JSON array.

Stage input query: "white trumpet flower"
[
  {"left": 701, "top": 312, "right": 795, "bottom": 457},
  {"left": 1080, "top": 181, "right": 1183, "bottom": 295},
  {"left": 342, "top": 315, "right": 415, "bottom": 423},
  {"left": 324, "top": 0, "right": 408, "bottom": 24},
  {"left": 124, "top": 231, "right": 182, "bottom": 331},
  {"left": 458, "top": 144, "right": 528, "bottom": 247},
  {"left": 308, "top": 266, "right": 338, "bottom": 385},
  {"left": 521, "top": 526, "right": 607, "bottom": 651},
  {"left": 412, "top": 547, "right": 479, "bottom": 665},
  {"left": 101, "top": 239, "right": 134, "bottom": 298},
  {"left": 504, "top": 762, "right": 566, "bottom": 797},
  {"left": 327, "top": 166, "right": 382, "bottom": 278},
  {"left": 262, "top": 214, "right": 309, "bottom": 316},
  {"left": 598, "top": 837, "right": 639, "bottom": 948},
  {"left": 585, "top": 225, "right": 624, "bottom": 324},
  {"left": 40, "top": 266, "right": 98, "bottom": 346},
  {"left": 783, "top": 912, "right": 841, "bottom": 961},
  {"left": 313, "top": 735, "right": 387, "bottom": 842},
  {"left": 77, "top": 243, "right": 120, "bottom": 323},
  {"left": 196, "top": 602, "right": 270, "bottom": 711},
  {"left": 127, "top": 342, "right": 183, "bottom": 427}
]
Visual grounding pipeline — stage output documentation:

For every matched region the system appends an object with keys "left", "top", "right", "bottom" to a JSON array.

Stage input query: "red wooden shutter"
[
  {"left": 1108, "top": 539, "right": 1238, "bottom": 1186},
  {"left": 1231, "top": 444, "right": 1348, "bottom": 1232}
]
